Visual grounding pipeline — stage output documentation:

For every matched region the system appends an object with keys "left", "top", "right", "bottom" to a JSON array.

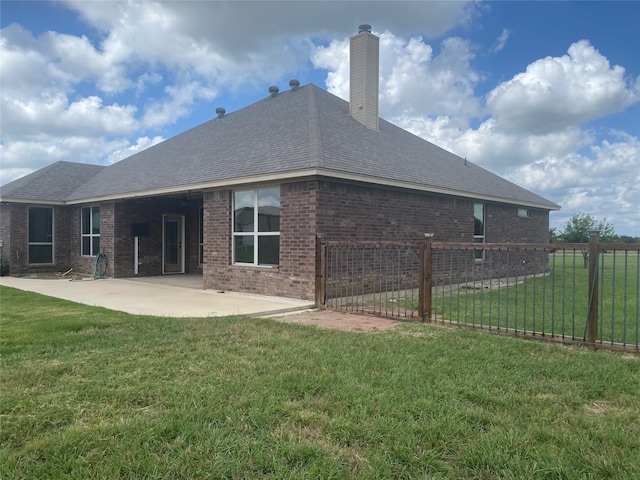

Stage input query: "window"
[
  {"left": 518, "top": 208, "right": 531, "bottom": 217},
  {"left": 28, "top": 207, "right": 54, "bottom": 264},
  {"left": 474, "top": 203, "right": 485, "bottom": 261},
  {"left": 198, "top": 207, "right": 204, "bottom": 265},
  {"left": 81, "top": 206, "right": 100, "bottom": 256},
  {"left": 233, "top": 187, "right": 280, "bottom": 265}
]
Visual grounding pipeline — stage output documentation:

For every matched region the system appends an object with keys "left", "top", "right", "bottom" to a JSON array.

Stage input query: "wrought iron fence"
[
  {"left": 321, "top": 241, "right": 422, "bottom": 319},
  {"left": 317, "top": 238, "right": 640, "bottom": 352}
]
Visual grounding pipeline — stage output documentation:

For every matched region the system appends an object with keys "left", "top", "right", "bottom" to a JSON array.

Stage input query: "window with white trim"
[
  {"left": 28, "top": 207, "right": 54, "bottom": 264},
  {"left": 474, "top": 203, "right": 485, "bottom": 261},
  {"left": 81, "top": 206, "right": 100, "bottom": 256},
  {"left": 233, "top": 187, "right": 280, "bottom": 265},
  {"left": 517, "top": 208, "right": 531, "bottom": 217}
]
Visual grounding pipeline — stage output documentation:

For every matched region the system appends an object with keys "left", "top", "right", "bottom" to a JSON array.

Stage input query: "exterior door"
[{"left": 163, "top": 215, "right": 185, "bottom": 274}]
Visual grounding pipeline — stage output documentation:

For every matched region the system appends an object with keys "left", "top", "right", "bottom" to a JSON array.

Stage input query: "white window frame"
[
  {"left": 517, "top": 208, "right": 531, "bottom": 218},
  {"left": 81, "top": 206, "right": 100, "bottom": 257},
  {"left": 28, "top": 206, "right": 54, "bottom": 265},
  {"left": 232, "top": 188, "right": 280, "bottom": 266}
]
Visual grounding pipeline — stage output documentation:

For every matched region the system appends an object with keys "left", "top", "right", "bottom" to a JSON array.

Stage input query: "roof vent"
[
  {"left": 268, "top": 85, "right": 279, "bottom": 97},
  {"left": 359, "top": 24, "right": 372, "bottom": 33},
  {"left": 215, "top": 107, "right": 226, "bottom": 118},
  {"left": 289, "top": 79, "right": 300, "bottom": 91}
]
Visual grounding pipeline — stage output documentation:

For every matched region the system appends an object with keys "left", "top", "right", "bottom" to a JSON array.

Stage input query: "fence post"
[
  {"left": 587, "top": 230, "right": 600, "bottom": 346},
  {"left": 315, "top": 234, "right": 326, "bottom": 308},
  {"left": 418, "top": 234, "right": 434, "bottom": 322}
]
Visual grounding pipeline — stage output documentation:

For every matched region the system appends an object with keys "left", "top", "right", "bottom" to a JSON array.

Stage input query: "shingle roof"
[
  {"left": 1, "top": 84, "right": 559, "bottom": 210},
  {"left": 0, "top": 161, "right": 106, "bottom": 203}
]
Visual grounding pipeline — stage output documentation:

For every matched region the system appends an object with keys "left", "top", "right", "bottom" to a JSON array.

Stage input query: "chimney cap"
[
  {"left": 358, "top": 24, "right": 372, "bottom": 33},
  {"left": 215, "top": 107, "right": 226, "bottom": 118},
  {"left": 268, "top": 85, "right": 279, "bottom": 97},
  {"left": 289, "top": 79, "right": 300, "bottom": 90}
]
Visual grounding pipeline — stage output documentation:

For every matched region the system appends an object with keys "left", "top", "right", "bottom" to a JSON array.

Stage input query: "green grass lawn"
[
  {"left": 1, "top": 286, "right": 639, "bottom": 479},
  {"left": 432, "top": 252, "right": 640, "bottom": 347}
]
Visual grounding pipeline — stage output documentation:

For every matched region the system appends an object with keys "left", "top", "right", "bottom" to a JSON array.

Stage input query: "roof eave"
[
  {"left": 0, "top": 197, "right": 66, "bottom": 206},
  {"left": 63, "top": 168, "right": 560, "bottom": 211},
  {"left": 324, "top": 170, "right": 561, "bottom": 210}
]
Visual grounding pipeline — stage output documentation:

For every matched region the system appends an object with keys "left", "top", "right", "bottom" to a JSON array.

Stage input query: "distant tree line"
[{"left": 549, "top": 213, "right": 640, "bottom": 244}]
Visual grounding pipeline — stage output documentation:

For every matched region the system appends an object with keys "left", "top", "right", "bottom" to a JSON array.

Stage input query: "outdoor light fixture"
[{"left": 423, "top": 233, "right": 435, "bottom": 238}]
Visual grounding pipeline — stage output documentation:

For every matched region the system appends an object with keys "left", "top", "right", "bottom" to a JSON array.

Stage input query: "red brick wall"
[
  {"left": 202, "top": 182, "right": 318, "bottom": 300},
  {"left": 201, "top": 180, "right": 550, "bottom": 301},
  {"left": 3, "top": 197, "right": 204, "bottom": 278},
  {"left": 54, "top": 206, "right": 73, "bottom": 271},
  {"left": 0, "top": 203, "right": 76, "bottom": 275},
  {"left": 0, "top": 204, "right": 13, "bottom": 271},
  {"left": 0, "top": 204, "right": 21, "bottom": 273},
  {"left": 485, "top": 204, "right": 549, "bottom": 243},
  {"left": 113, "top": 199, "right": 163, "bottom": 277},
  {"left": 63, "top": 203, "right": 113, "bottom": 277},
  {"left": 316, "top": 181, "right": 549, "bottom": 244},
  {"left": 316, "top": 180, "right": 472, "bottom": 243},
  {"left": 111, "top": 197, "right": 202, "bottom": 277}
]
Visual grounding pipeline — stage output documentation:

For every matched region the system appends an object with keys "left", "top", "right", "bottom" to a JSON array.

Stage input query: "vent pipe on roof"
[
  {"left": 215, "top": 107, "right": 226, "bottom": 118},
  {"left": 350, "top": 24, "right": 379, "bottom": 130},
  {"left": 268, "top": 85, "right": 279, "bottom": 97},
  {"left": 289, "top": 79, "right": 300, "bottom": 91}
]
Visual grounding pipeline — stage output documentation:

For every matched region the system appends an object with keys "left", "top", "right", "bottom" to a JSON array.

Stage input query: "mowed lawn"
[
  {"left": 1, "top": 287, "right": 639, "bottom": 479},
  {"left": 432, "top": 251, "right": 640, "bottom": 346}
]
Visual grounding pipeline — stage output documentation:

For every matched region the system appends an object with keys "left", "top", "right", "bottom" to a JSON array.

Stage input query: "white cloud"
[
  {"left": 142, "top": 81, "right": 218, "bottom": 129},
  {"left": 1, "top": 136, "right": 110, "bottom": 173},
  {"left": 0, "top": 25, "right": 76, "bottom": 97},
  {"left": 313, "top": 31, "right": 481, "bottom": 123},
  {"left": 2, "top": 93, "right": 139, "bottom": 138},
  {"left": 135, "top": 72, "right": 163, "bottom": 94},
  {"left": 312, "top": 38, "right": 350, "bottom": 98},
  {"left": 128, "top": 1, "right": 480, "bottom": 54},
  {"left": 106, "top": 136, "right": 165, "bottom": 164},
  {"left": 491, "top": 28, "right": 510, "bottom": 53},
  {"left": 456, "top": 122, "right": 591, "bottom": 173},
  {"left": 486, "top": 40, "right": 639, "bottom": 135},
  {"left": 510, "top": 133, "right": 640, "bottom": 233}
]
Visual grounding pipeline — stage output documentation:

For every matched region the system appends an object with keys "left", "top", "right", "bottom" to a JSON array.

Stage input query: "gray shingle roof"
[
  {"left": 1, "top": 84, "right": 559, "bottom": 210},
  {"left": 0, "top": 161, "right": 106, "bottom": 202}
]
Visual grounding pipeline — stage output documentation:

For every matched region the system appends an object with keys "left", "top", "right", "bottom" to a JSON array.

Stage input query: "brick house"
[{"left": 0, "top": 26, "right": 559, "bottom": 301}]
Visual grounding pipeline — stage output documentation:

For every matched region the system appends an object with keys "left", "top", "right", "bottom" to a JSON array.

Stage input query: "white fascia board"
[{"left": 0, "top": 197, "right": 65, "bottom": 206}]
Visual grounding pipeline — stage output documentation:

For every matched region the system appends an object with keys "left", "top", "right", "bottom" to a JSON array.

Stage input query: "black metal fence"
[
  {"left": 317, "top": 237, "right": 640, "bottom": 352},
  {"left": 321, "top": 241, "right": 422, "bottom": 319}
]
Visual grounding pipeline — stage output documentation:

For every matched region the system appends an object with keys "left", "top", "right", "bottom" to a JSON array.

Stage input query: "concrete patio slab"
[{"left": 0, "top": 275, "right": 315, "bottom": 318}]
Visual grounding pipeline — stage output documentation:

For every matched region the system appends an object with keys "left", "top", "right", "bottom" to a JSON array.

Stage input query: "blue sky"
[{"left": 1, "top": 1, "right": 639, "bottom": 235}]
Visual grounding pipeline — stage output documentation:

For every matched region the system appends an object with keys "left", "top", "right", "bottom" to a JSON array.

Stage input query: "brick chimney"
[{"left": 350, "top": 24, "right": 379, "bottom": 130}]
